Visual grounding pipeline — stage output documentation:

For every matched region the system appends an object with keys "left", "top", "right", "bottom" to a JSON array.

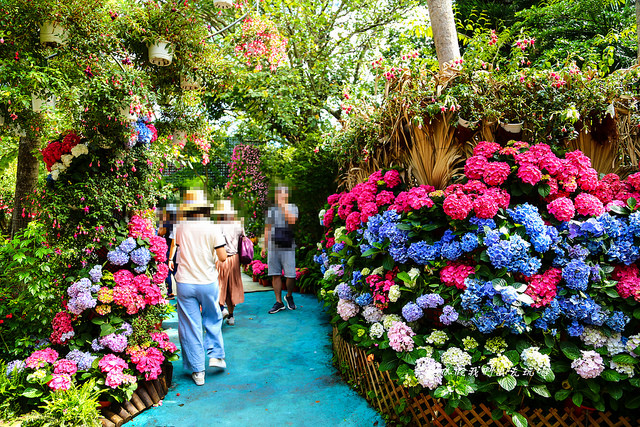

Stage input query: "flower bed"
[{"left": 317, "top": 141, "right": 640, "bottom": 424}]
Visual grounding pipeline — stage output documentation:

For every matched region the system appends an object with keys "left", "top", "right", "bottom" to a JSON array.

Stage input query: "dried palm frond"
[{"left": 568, "top": 130, "right": 618, "bottom": 175}]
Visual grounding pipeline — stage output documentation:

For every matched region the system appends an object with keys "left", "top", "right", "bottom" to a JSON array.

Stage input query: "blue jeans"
[{"left": 176, "top": 281, "right": 225, "bottom": 373}]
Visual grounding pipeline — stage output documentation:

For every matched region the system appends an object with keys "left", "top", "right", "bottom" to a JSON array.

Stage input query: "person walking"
[
  {"left": 214, "top": 199, "right": 245, "bottom": 326},
  {"left": 262, "top": 185, "right": 298, "bottom": 314},
  {"left": 168, "top": 189, "right": 227, "bottom": 386}
]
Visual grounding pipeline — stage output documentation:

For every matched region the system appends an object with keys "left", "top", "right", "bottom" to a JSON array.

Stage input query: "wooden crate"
[{"left": 332, "top": 328, "right": 639, "bottom": 427}]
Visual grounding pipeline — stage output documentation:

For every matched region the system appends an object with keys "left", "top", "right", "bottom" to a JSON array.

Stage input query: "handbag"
[
  {"left": 239, "top": 235, "right": 254, "bottom": 265},
  {"left": 272, "top": 225, "right": 294, "bottom": 248}
]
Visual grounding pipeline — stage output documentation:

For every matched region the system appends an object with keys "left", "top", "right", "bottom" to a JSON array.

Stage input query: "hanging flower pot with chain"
[
  {"left": 148, "top": 40, "right": 173, "bottom": 66},
  {"left": 39, "top": 21, "right": 69, "bottom": 45},
  {"left": 214, "top": 0, "right": 233, "bottom": 8},
  {"left": 31, "top": 93, "right": 56, "bottom": 113},
  {"left": 180, "top": 74, "right": 203, "bottom": 91}
]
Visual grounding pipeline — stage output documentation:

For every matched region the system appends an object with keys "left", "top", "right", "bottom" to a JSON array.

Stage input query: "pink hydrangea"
[
  {"left": 151, "top": 332, "right": 178, "bottom": 353},
  {"left": 473, "top": 141, "right": 501, "bottom": 158},
  {"left": 387, "top": 321, "right": 415, "bottom": 352},
  {"left": 483, "top": 162, "right": 511, "bottom": 186},
  {"left": 114, "top": 269, "right": 135, "bottom": 287},
  {"left": 337, "top": 193, "right": 357, "bottom": 220},
  {"left": 539, "top": 155, "right": 562, "bottom": 175},
  {"left": 406, "top": 186, "right": 434, "bottom": 211},
  {"left": 50, "top": 311, "right": 74, "bottom": 345},
  {"left": 383, "top": 170, "right": 402, "bottom": 188},
  {"left": 547, "top": 197, "right": 575, "bottom": 221},
  {"left": 153, "top": 263, "right": 169, "bottom": 285},
  {"left": 127, "top": 346, "right": 165, "bottom": 380},
  {"left": 525, "top": 268, "right": 562, "bottom": 308},
  {"left": 571, "top": 350, "right": 604, "bottom": 379},
  {"left": 376, "top": 190, "right": 395, "bottom": 207},
  {"left": 360, "top": 202, "right": 379, "bottom": 224},
  {"left": 337, "top": 299, "right": 359, "bottom": 320},
  {"left": 574, "top": 193, "right": 604, "bottom": 217},
  {"left": 345, "top": 211, "right": 361, "bottom": 232},
  {"left": 473, "top": 194, "right": 499, "bottom": 219},
  {"left": 128, "top": 214, "right": 155, "bottom": 240},
  {"left": 613, "top": 265, "right": 640, "bottom": 300},
  {"left": 367, "top": 170, "right": 383, "bottom": 183},
  {"left": 327, "top": 193, "right": 341, "bottom": 205},
  {"left": 517, "top": 164, "right": 543, "bottom": 185},
  {"left": 323, "top": 208, "right": 335, "bottom": 227},
  {"left": 54, "top": 359, "right": 78, "bottom": 375},
  {"left": 105, "top": 370, "right": 136, "bottom": 388},
  {"left": 113, "top": 283, "right": 145, "bottom": 314},
  {"left": 49, "top": 373, "right": 72, "bottom": 391},
  {"left": 440, "top": 262, "right": 475, "bottom": 290},
  {"left": 464, "top": 156, "right": 487, "bottom": 180},
  {"left": 25, "top": 348, "right": 59, "bottom": 369},
  {"left": 462, "top": 180, "right": 487, "bottom": 194},
  {"left": 99, "top": 354, "right": 128, "bottom": 373},
  {"left": 443, "top": 192, "right": 472, "bottom": 220},
  {"left": 577, "top": 169, "right": 599, "bottom": 192},
  {"left": 149, "top": 236, "right": 168, "bottom": 262},
  {"left": 325, "top": 237, "right": 335, "bottom": 248},
  {"left": 486, "top": 188, "right": 510, "bottom": 209},
  {"left": 627, "top": 172, "right": 640, "bottom": 192},
  {"left": 565, "top": 150, "right": 592, "bottom": 172}
]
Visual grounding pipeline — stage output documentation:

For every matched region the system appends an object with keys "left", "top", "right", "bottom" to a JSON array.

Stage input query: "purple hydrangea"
[
  {"left": 335, "top": 283, "right": 354, "bottom": 300},
  {"left": 120, "top": 322, "right": 133, "bottom": 336},
  {"left": 66, "top": 350, "right": 98, "bottom": 370},
  {"left": 100, "top": 333, "right": 128, "bottom": 353},
  {"left": 67, "top": 291, "right": 97, "bottom": 315},
  {"left": 130, "top": 247, "right": 151, "bottom": 266},
  {"left": 107, "top": 249, "right": 129, "bottom": 266},
  {"left": 134, "top": 265, "right": 147, "bottom": 274},
  {"left": 91, "top": 338, "right": 105, "bottom": 352},
  {"left": 67, "top": 278, "right": 92, "bottom": 298},
  {"left": 416, "top": 293, "right": 444, "bottom": 309},
  {"left": 118, "top": 237, "right": 137, "bottom": 253},
  {"left": 6, "top": 360, "right": 25, "bottom": 377},
  {"left": 88, "top": 265, "right": 103, "bottom": 283},
  {"left": 402, "top": 302, "right": 423, "bottom": 322},
  {"left": 439, "top": 305, "right": 459, "bottom": 325}
]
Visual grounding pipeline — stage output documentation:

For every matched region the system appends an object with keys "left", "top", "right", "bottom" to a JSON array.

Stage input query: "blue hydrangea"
[
  {"left": 416, "top": 293, "right": 444, "bottom": 309},
  {"left": 606, "top": 311, "right": 630, "bottom": 332},
  {"left": 382, "top": 210, "right": 400, "bottom": 223},
  {"left": 351, "top": 271, "right": 364, "bottom": 288},
  {"left": 134, "top": 265, "right": 147, "bottom": 274},
  {"left": 562, "top": 259, "right": 591, "bottom": 291},
  {"left": 567, "top": 245, "right": 589, "bottom": 260},
  {"left": 118, "top": 237, "right": 137, "bottom": 253},
  {"left": 91, "top": 338, "right": 104, "bottom": 352},
  {"left": 580, "top": 218, "right": 604, "bottom": 237},
  {"left": 359, "top": 244, "right": 372, "bottom": 257},
  {"left": 402, "top": 302, "right": 423, "bottom": 322},
  {"left": 508, "top": 203, "right": 546, "bottom": 237},
  {"left": 629, "top": 211, "right": 640, "bottom": 237},
  {"left": 355, "top": 293, "right": 373, "bottom": 306},
  {"left": 439, "top": 305, "right": 459, "bottom": 325},
  {"left": 567, "top": 320, "right": 584, "bottom": 337},
  {"left": 483, "top": 228, "right": 501, "bottom": 246},
  {"left": 408, "top": 241, "right": 439, "bottom": 265},
  {"left": 500, "top": 287, "right": 519, "bottom": 305},
  {"left": 6, "top": 360, "right": 25, "bottom": 378},
  {"left": 461, "top": 279, "right": 497, "bottom": 312},
  {"left": 130, "top": 247, "right": 151, "bottom": 266},
  {"left": 335, "top": 283, "right": 354, "bottom": 300},
  {"left": 389, "top": 244, "right": 409, "bottom": 263},
  {"left": 606, "top": 236, "right": 640, "bottom": 265},
  {"left": 469, "top": 216, "right": 496, "bottom": 233},
  {"left": 486, "top": 240, "right": 511, "bottom": 269},
  {"left": 440, "top": 241, "right": 462, "bottom": 261},
  {"left": 107, "top": 249, "right": 129, "bottom": 266},
  {"left": 560, "top": 295, "right": 606, "bottom": 326},
  {"left": 531, "top": 233, "right": 552, "bottom": 253},
  {"left": 88, "top": 265, "right": 102, "bottom": 283},
  {"left": 597, "top": 213, "right": 625, "bottom": 238},
  {"left": 332, "top": 242, "right": 345, "bottom": 253},
  {"left": 534, "top": 299, "right": 561, "bottom": 330},
  {"left": 441, "top": 229, "right": 456, "bottom": 244},
  {"left": 461, "top": 233, "right": 478, "bottom": 252},
  {"left": 136, "top": 119, "right": 152, "bottom": 145}
]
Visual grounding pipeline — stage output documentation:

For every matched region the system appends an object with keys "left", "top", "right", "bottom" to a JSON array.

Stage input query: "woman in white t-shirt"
[{"left": 168, "top": 190, "right": 227, "bottom": 386}]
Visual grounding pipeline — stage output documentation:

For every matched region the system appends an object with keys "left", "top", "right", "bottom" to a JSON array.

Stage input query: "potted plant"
[{"left": 39, "top": 21, "right": 69, "bottom": 45}]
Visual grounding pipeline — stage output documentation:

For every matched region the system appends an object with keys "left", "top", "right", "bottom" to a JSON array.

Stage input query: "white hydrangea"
[
  {"left": 323, "top": 268, "right": 337, "bottom": 281},
  {"left": 70, "top": 143, "right": 88, "bottom": 157},
  {"left": 372, "top": 266, "right": 384, "bottom": 276},
  {"left": 417, "top": 345, "right": 434, "bottom": 358},
  {"left": 414, "top": 357, "right": 443, "bottom": 389},
  {"left": 362, "top": 305, "right": 383, "bottom": 323},
  {"left": 607, "top": 333, "right": 625, "bottom": 356},
  {"left": 441, "top": 347, "right": 472, "bottom": 369},
  {"left": 388, "top": 285, "right": 401, "bottom": 302},
  {"left": 426, "top": 330, "right": 448, "bottom": 346},
  {"left": 406, "top": 267, "right": 420, "bottom": 288},
  {"left": 369, "top": 322, "right": 384, "bottom": 339},
  {"left": 521, "top": 347, "right": 551, "bottom": 374},
  {"left": 487, "top": 355, "right": 514, "bottom": 377},
  {"left": 382, "top": 314, "right": 401, "bottom": 330},
  {"left": 60, "top": 154, "right": 74, "bottom": 167},
  {"left": 360, "top": 267, "right": 371, "bottom": 276},
  {"left": 626, "top": 334, "right": 640, "bottom": 357},
  {"left": 51, "top": 169, "right": 60, "bottom": 180},
  {"left": 334, "top": 226, "right": 346, "bottom": 240},
  {"left": 610, "top": 361, "right": 635, "bottom": 378},
  {"left": 580, "top": 326, "right": 607, "bottom": 348}
]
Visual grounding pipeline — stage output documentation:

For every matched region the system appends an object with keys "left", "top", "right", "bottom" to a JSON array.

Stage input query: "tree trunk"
[
  {"left": 637, "top": 0, "right": 640, "bottom": 63},
  {"left": 11, "top": 133, "right": 40, "bottom": 236},
  {"left": 426, "top": 0, "right": 461, "bottom": 70}
]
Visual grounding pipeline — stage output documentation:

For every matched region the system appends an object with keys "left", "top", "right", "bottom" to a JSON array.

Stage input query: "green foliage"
[
  {"left": 0, "top": 222, "right": 62, "bottom": 360},
  {"left": 0, "top": 361, "right": 28, "bottom": 420},
  {"left": 23, "top": 380, "right": 101, "bottom": 427}
]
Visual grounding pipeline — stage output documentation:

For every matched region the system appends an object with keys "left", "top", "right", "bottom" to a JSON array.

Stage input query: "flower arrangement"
[
  {"left": 249, "top": 259, "right": 268, "bottom": 279},
  {"left": 235, "top": 14, "right": 288, "bottom": 71},
  {"left": 8, "top": 215, "right": 176, "bottom": 401},
  {"left": 318, "top": 142, "right": 640, "bottom": 419},
  {"left": 41, "top": 130, "right": 89, "bottom": 180}
]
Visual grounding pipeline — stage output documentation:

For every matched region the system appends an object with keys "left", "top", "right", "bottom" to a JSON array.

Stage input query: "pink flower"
[
  {"left": 613, "top": 265, "right": 640, "bottom": 300},
  {"left": 98, "top": 354, "right": 128, "bottom": 373},
  {"left": 127, "top": 346, "right": 165, "bottom": 380},
  {"left": 375, "top": 190, "right": 395, "bottom": 207},
  {"left": 473, "top": 194, "right": 499, "bottom": 219},
  {"left": 153, "top": 263, "right": 169, "bottom": 285},
  {"left": 577, "top": 169, "right": 599, "bottom": 191},
  {"left": 149, "top": 236, "right": 168, "bottom": 262},
  {"left": 345, "top": 211, "right": 361, "bottom": 232},
  {"left": 440, "top": 262, "right": 474, "bottom": 290},
  {"left": 322, "top": 208, "right": 335, "bottom": 227},
  {"left": 114, "top": 269, "right": 135, "bottom": 286},
  {"left": 387, "top": 321, "right": 415, "bottom": 352},
  {"left": 383, "top": 170, "right": 401, "bottom": 188},
  {"left": 327, "top": 193, "right": 341, "bottom": 205},
  {"left": 367, "top": 171, "right": 383, "bottom": 183},
  {"left": 464, "top": 156, "right": 487, "bottom": 180},
  {"left": 473, "top": 141, "right": 501, "bottom": 158},
  {"left": 538, "top": 155, "right": 562, "bottom": 175},
  {"left": 627, "top": 172, "right": 640, "bottom": 192},
  {"left": 50, "top": 312, "right": 74, "bottom": 345},
  {"left": 360, "top": 202, "right": 379, "bottom": 224},
  {"left": 128, "top": 215, "right": 155, "bottom": 240},
  {"left": 525, "top": 268, "right": 562, "bottom": 308},
  {"left": 443, "top": 192, "right": 472, "bottom": 220},
  {"left": 26, "top": 348, "right": 59, "bottom": 369},
  {"left": 54, "top": 359, "right": 78, "bottom": 375},
  {"left": 325, "top": 237, "right": 335, "bottom": 248},
  {"left": 517, "top": 164, "right": 542, "bottom": 185},
  {"left": 574, "top": 193, "right": 604, "bottom": 217},
  {"left": 49, "top": 373, "right": 72, "bottom": 391},
  {"left": 547, "top": 197, "right": 575, "bottom": 221},
  {"left": 483, "top": 162, "right": 511, "bottom": 186}
]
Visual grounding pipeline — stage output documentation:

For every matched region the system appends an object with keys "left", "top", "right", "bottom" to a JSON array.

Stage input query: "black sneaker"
[
  {"left": 268, "top": 302, "right": 285, "bottom": 314},
  {"left": 284, "top": 295, "right": 296, "bottom": 310}
]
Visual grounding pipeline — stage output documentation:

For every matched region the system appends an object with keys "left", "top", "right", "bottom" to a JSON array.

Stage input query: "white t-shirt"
[{"left": 174, "top": 219, "right": 226, "bottom": 284}]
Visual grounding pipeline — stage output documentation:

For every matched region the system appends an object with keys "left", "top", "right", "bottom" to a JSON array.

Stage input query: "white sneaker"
[
  {"left": 221, "top": 307, "right": 229, "bottom": 319},
  {"left": 192, "top": 371, "right": 205, "bottom": 386},
  {"left": 209, "top": 358, "right": 227, "bottom": 369},
  {"left": 227, "top": 316, "right": 235, "bottom": 326}
]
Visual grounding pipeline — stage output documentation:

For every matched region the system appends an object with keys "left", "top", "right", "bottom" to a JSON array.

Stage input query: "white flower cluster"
[
  {"left": 414, "top": 357, "right": 443, "bottom": 389},
  {"left": 626, "top": 334, "right": 640, "bottom": 357},
  {"left": 369, "top": 322, "right": 384, "bottom": 339},
  {"left": 487, "top": 355, "right": 514, "bottom": 377},
  {"left": 382, "top": 314, "right": 401, "bottom": 330},
  {"left": 362, "top": 305, "right": 383, "bottom": 323},
  {"left": 406, "top": 267, "right": 420, "bottom": 288},
  {"left": 426, "top": 330, "right": 448, "bottom": 346},
  {"left": 580, "top": 326, "right": 607, "bottom": 348},
  {"left": 606, "top": 333, "right": 625, "bottom": 356},
  {"left": 610, "top": 361, "right": 635, "bottom": 378},
  {"left": 388, "top": 285, "right": 401, "bottom": 302},
  {"left": 50, "top": 143, "right": 88, "bottom": 180},
  {"left": 440, "top": 347, "right": 472, "bottom": 369},
  {"left": 521, "top": 347, "right": 551, "bottom": 374}
]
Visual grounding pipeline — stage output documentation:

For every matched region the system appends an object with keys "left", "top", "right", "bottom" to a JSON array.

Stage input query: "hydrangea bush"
[
  {"left": 317, "top": 141, "right": 640, "bottom": 418},
  {"left": 6, "top": 215, "right": 177, "bottom": 402}
]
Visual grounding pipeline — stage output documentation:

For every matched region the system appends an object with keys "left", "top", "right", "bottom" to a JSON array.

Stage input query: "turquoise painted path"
[{"left": 128, "top": 292, "right": 385, "bottom": 427}]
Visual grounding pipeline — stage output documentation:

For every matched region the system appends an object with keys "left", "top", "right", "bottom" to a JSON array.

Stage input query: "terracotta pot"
[
  {"left": 39, "top": 21, "right": 68, "bottom": 45},
  {"left": 148, "top": 40, "right": 173, "bottom": 66},
  {"left": 97, "top": 401, "right": 111, "bottom": 410},
  {"left": 252, "top": 275, "right": 258, "bottom": 282}
]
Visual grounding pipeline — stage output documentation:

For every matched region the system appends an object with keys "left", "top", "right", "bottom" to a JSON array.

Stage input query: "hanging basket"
[
  {"left": 39, "top": 21, "right": 68, "bottom": 45},
  {"left": 119, "top": 106, "right": 137, "bottom": 122},
  {"left": 214, "top": 0, "right": 234, "bottom": 8},
  {"left": 180, "top": 74, "right": 203, "bottom": 91},
  {"left": 31, "top": 94, "right": 56, "bottom": 113},
  {"left": 172, "top": 130, "right": 188, "bottom": 146},
  {"left": 148, "top": 40, "right": 173, "bottom": 66},
  {"left": 499, "top": 122, "right": 524, "bottom": 134}
]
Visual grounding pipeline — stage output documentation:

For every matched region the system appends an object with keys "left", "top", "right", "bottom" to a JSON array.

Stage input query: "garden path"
[{"left": 127, "top": 283, "right": 385, "bottom": 426}]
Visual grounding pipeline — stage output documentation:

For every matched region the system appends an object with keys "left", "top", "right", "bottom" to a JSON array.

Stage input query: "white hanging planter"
[
  {"left": 173, "top": 130, "right": 188, "bottom": 146},
  {"left": 180, "top": 74, "right": 203, "bottom": 90},
  {"left": 148, "top": 40, "right": 173, "bottom": 66},
  {"left": 31, "top": 94, "right": 56, "bottom": 113},
  {"left": 214, "top": 0, "right": 234, "bottom": 8},
  {"left": 12, "top": 124, "right": 26, "bottom": 137},
  {"left": 39, "top": 21, "right": 68, "bottom": 45},
  {"left": 119, "top": 106, "right": 137, "bottom": 122},
  {"left": 458, "top": 117, "right": 479, "bottom": 129},
  {"left": 499, "top": 122, "right": 524, "bottom": 134}
]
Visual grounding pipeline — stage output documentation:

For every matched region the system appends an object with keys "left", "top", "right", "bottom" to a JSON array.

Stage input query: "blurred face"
[{"left": 276, "top": 188, "right": 288, "bottom": 204}]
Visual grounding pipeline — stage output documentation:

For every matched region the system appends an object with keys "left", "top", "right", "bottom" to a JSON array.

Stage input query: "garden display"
[{"left": 318, "top": 141, "right": 640, "bottom": 423}]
